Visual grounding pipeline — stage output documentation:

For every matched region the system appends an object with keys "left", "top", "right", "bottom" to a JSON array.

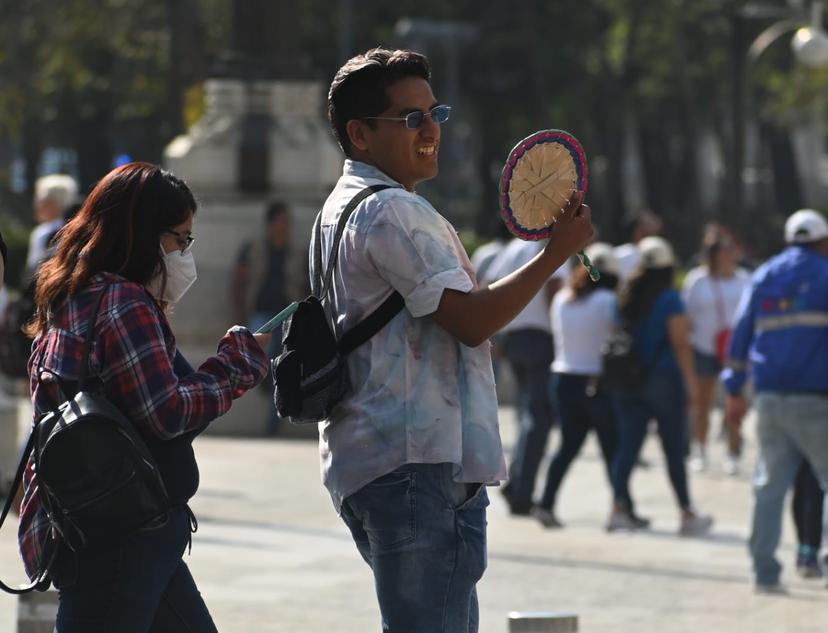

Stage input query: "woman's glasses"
[
  {"left": 363, "top": 104, "right": 451, "bottom": 130},
  {"left": 163, "top": 229, "right": 195, "bottom": 254}
]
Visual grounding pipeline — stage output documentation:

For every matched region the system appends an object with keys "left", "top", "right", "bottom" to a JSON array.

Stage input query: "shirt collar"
[{"left": 343, "top": 159, "right": 404, "bottom": 189}]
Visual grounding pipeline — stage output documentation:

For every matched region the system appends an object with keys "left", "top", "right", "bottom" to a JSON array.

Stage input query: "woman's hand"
[{"left": 253, "top": 332, "right": 273, "bottom": 353}]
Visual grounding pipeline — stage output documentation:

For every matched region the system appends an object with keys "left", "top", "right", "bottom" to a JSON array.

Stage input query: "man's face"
[
  {"left": 35, "top": 197, "right": 61, "bottom": 224},
  {"left": 354, "top": 77, "right": 441, "bottom": 191}
]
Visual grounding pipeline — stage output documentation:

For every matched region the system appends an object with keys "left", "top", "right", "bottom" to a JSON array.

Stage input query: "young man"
[
  {"left": 318, "top": 48, "right": 593, "bottom": 632},
  {"left": 723, "top": 209, "right": 828, "bottom": 593}
]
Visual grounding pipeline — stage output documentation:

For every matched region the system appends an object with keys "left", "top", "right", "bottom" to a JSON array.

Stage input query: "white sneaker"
[
  {"left": 679, "top": 511, "right": 713, "bottom": 536},
  {"left": 689, "top": 445, "right": 707, "bottom": 473},
  {"left": 722, "top": 454, "right": 740, "bottom": 477}
]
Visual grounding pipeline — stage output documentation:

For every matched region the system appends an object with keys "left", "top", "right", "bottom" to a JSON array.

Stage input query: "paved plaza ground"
[{"left": 0, "top": 402, "right": 825, "bottom": 632}]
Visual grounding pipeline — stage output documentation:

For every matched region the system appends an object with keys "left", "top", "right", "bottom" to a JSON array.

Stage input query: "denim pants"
[
  {"left": 792, "top": 461, "right": 824, "bottom": 550},
  {"left": 340, "top": 463, "right": 489, "bottom": 633},
  {"left": 51, "top": 506, "right": 216, "bottom": 633},
  {"left": 750, "top": 393, "right": 828, "bottom": 585},
  {"left": 611, "top": 370, "right": 691, "bottom": 512},
  {"left": 501, "top": 329, "right": 555, "bottom": 504},
  {"left": 539, "top": 374, "right": 617, "bottom": 510}
]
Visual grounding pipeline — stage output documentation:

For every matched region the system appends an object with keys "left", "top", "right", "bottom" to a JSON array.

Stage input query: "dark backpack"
[
  {"left": 272, "top": 185, "right": 404, "bottom": 424},
  {"left": 601, "top": 325, "right": 668, "bottom": 392},
  {"left": 0, "top": 281, "right": 170, "bottom": 594}
]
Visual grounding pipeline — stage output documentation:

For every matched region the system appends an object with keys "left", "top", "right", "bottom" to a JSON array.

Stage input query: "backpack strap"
[
  {"left": 317, "top": 185, "right": 394, "bottom": 301},
  {"left": 77, "top": 280, "right": 112, "bottom": 391},
  {"left": 338, "top": 291, "right": 405, "bottom": 355}
]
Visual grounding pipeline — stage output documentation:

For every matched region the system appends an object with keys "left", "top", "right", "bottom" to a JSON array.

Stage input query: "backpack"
[
  {"left": 272, "top": 185, "right": 405, "bottom": 424},
  {"left": 601, "top": 325, "right": 668, "bottom": 392},
  {"left": 0, "top": 281, "right": 171, "bottom": 594}
]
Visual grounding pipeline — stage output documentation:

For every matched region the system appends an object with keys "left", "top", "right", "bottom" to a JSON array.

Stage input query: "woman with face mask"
[{"left": 18, "top": 162, "right": 271, "bottom": 632}]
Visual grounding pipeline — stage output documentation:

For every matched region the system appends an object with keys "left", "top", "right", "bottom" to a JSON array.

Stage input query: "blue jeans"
[
  {"left": 341, "top": 463, "right": 489, "bottom": 633},
  {"left": 501, "top": 329, "right": 555, "bottom": 505},
  {"left": 51, "top": 506, "right": 216, "bottom": 633},
  {"left": 611, "top": 370, "right": 691, "bottom": 512},
  {"left": 539, "top": 374, "right": 616, "bottom": 510},
  {"left": 750, "top": 393, "right": 828, "bottom": 585}
]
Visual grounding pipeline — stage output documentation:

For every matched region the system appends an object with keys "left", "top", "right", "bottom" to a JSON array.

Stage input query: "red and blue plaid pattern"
[{"left": 18, "top": 272, "right": 268, "bottom": 579}]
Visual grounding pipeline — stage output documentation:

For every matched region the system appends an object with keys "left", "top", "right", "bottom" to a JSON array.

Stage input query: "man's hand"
[{"left": 543, "top": 191, "right": 594, "bottom": 261}]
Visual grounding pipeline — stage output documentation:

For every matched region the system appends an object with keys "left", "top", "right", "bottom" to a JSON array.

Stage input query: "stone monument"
[{"left": 164, "top": 0, "right": 342, "bottom": 435}]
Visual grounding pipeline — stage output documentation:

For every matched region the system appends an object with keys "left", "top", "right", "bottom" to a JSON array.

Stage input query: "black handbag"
[{"left": 0, "top": 281, "right": 171, "bottom": 594}]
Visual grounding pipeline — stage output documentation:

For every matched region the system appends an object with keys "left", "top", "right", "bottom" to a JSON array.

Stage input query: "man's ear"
[{"left": 346, "top": 119, "right": 370, "bottom": 153}]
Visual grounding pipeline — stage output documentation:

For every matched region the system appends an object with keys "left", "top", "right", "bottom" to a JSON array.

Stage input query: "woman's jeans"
[
  {"left": 611, "top": 370, "right": 691, "bottom": 512},
  {"left": 340, "top": 463, "right": 489, "bottom": 633},
  {"left": 51, "top": 506, "right": 216, "bottom": 633},
  {"left": 539, "top": 374, "right": 617, "bottom": 511}
]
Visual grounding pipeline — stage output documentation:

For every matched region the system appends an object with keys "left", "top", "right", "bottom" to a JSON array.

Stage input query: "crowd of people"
[{"left": 0, "top": 43, "right": 825, "bottom": 632}]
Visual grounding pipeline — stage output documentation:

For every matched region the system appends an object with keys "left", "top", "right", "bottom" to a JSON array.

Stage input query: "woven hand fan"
[{"left": 500, "top": 130, "right": 599, "bottom": 280}]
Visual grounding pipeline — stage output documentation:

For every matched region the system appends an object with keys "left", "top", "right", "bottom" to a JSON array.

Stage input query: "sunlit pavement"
[{"left": 1, "top": 401, "right": 824, "bottom": 632}]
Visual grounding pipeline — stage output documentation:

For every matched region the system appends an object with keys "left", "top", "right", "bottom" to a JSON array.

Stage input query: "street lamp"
[{"left": 729, "top": 0, "right": 828, "bottom": 229}]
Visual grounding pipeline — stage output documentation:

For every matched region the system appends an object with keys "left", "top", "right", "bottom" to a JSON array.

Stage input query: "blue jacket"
[{"left": 722, "top": 246, "right": 828, "bottom": 395}]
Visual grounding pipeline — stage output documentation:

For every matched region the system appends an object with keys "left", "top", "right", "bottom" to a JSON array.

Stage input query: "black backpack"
[
  {"left": 0, "top": 281, "right": 171, "bottom": 594},
  {"left": 272, "top": 185, "right": 405, "bottom": 424},
  {"left": 601, "top": 325, "right": 668, "bottom": 392}
]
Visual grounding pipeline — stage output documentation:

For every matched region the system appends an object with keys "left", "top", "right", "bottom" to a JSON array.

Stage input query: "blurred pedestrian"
[
  {"left": 609, "top": 237, "right": 713, "bottom": 535},
  {"left": 792, "top": 462, "right": 824, "bottom": 579},
  {"left": 613, "top": 210, "right": 663, "bottom": 282},
  {"left": 231, "top": 201, "right": 303, "bottom": 434},
  {"left": 682, "top": 224, "right": 750, "bottom": 475},
  {"left": 534, "top": 242, "right": 619, "bottom": 529},
  {"left": 18, "top": 162, "right": 270, "bottom": 631},
  {"left": 471, "top": 217, "right": 512, "bottom": 285},
  {"left": 486, "top": 237, "right": 567, "bottom": 515},
  {"left": 25, "top": 174, "right": 77, "bottom": 281},
  {"left": 723, "top": 208, "right": 828, "bottom": 593},
  {"left": 321, "top": 47, "right": 592, "bottom": 632}
]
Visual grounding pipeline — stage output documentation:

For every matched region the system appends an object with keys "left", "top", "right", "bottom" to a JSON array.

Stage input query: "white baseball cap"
[
  {"left": 784, "top": 209, "right": 828, "bottom": 244},
  {"left": 584, "top": 242, "right": 620, "bottom": 276},
  {"left": 637, "top": 236, "right": 676, "bottom": 269}
]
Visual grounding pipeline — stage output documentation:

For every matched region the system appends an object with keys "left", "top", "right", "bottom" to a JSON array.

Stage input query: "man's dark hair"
[
  {"left": 266, "top": 201, "right": 289, "bottom": 224},
  {"left": 327, "top": 48, "right": 431, "bottom": 157}
]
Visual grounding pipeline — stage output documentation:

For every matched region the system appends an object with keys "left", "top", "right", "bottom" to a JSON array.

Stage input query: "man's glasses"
[
  {"left": 163, "top": 229, "right": 195, "bottom": 254},
  {"left": 363, "top": 104, "right": 451, "bottom": 130}
]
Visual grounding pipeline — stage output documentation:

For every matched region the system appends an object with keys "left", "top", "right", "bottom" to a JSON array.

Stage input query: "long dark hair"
[
  {"left": 26, "top": 162, "right": 196, "bottom": 335},
  {"left": 570, "top": 265, "right": 619, "bottom": 300},
  {"left": 617, "top": 267, "right": 674, "bottom": 325}
]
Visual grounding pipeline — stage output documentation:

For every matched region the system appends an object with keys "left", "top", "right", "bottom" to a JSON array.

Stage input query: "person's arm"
[
  {"left": 722, "top": 281, "right": 756, "bottom": 420},
  {"left": 230, "top": 244, "right": 251, "bottom": 325},
  {"left": 432, "top": 194, "right": 593, "bottom": 347},
  {"left": 100, "top": 287, "right": 270, "bottom": 439},
  {"left": 667, "top": 313, "right": 697, "bottom": 405}
]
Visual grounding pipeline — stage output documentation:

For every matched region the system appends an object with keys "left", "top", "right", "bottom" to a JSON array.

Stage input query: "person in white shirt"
[
  {"left": 485, "top": 237, "right": 568, "bottom": 515},
  {"left": 25, "top": 174, "right": 78, "bottom": 281},
  {"left": 533, "top": 243, "right": 620, "bottom": 528},
  {"left": 320, "top": 48, "right": 593, "bottom": 632},
  {"left": 682, "top": 224, "right": 750, "bottom": 475}
]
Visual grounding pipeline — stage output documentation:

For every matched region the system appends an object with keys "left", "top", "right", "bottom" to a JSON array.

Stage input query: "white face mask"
[{"left": 146, "top": 247, "right": 197, "bottom": 304}]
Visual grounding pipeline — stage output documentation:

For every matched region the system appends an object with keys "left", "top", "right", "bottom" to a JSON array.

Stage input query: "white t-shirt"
[
  {"left": 312, "top": 160, "right": 507, "bottom": 512},
  {"left": 470, "top": 238, "right": 506, "bottom": 285},
  {"left": 486, "top": 238, "right": 568, "bottom": 334},
  {"left": 682, "top": 266, "right": 751, "bottom": 355},
  {"left": 551, "top": 287, "right": 618, "bottom": 375}
]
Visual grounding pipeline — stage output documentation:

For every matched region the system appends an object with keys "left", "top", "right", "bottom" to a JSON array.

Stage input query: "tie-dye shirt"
[{"left": 313, "top": 160, "right": 507, "bottom": 512}]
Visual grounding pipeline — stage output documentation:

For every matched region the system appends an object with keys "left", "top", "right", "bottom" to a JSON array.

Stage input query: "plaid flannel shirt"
[{"left": 18, "top": 272, "right": 268, "bottom": 580}]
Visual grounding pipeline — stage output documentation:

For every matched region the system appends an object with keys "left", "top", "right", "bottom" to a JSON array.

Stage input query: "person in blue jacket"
[{"left": 723, "top": 208, "right": 828, "bottom": 593}]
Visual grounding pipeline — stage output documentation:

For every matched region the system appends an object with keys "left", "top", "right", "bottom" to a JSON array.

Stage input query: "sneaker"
[
  {"left": 796, "top": 549, "right": 823, "bottom": 579},
  {"left": 532, "top": 507, "right": 564, "bottom": 529},
  {"left": 628, "top": 511, "right": 652, "bottom": 529},
  {"left": 689, "top": 445, "right": 707, "bottom": 473},
  {"left": 607, "top": 509, "right": 647, "bottom": 532},
  {"left": 679, "top": 510, "right": 713, "bottom": 536},
  {"left": 722, "top": 453, "right": 740, "bottom": 477},
  {"left": 754, "top": 582, "right": 788, "bottom": 595}
]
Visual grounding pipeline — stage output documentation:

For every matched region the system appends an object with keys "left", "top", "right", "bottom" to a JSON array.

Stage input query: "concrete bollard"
[
  {"left": 508, "top": 611, "right": 578, "bottom": 633},
  {"left": 17, "top": 588, "right": 58, "bottom": 633}
]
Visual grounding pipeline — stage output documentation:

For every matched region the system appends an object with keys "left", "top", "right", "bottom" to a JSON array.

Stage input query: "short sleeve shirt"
[
  {"left": 311, "top": 160, "right": 507, "bottom": 512},
  {"left": 636, "top": 288, "right": 685, "bottom": 372}
]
